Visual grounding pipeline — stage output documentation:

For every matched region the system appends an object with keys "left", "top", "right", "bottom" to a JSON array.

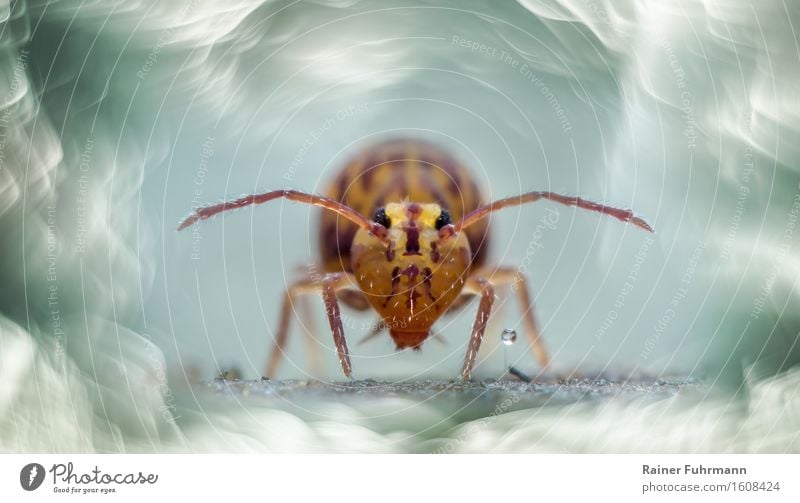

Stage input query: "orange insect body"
[
  {"left": 318, "top": 139, "right": 489, "bottom": 273},
  {"left": 350, "top": 201, "right": 473, "bottom": 349},
  {"left": 319, "top": 139, "right": 486, "bottom": 350},
  {"left": 179, "top": 137, "right": 653, "bottom": 380}
]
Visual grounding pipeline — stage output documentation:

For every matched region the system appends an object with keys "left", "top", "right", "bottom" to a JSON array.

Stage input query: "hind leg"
[{"left": 295, "top": 295, "right": 324, "bottom": 377}]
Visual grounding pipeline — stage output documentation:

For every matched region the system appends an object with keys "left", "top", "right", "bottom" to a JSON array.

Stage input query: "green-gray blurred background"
[{"left": 0, "top": 0, "right": 798, "bottom": 452}]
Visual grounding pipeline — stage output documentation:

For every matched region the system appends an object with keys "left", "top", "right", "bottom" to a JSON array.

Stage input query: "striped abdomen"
[{"left": 319, "top": 138, "right": 489, "bottom": 273}]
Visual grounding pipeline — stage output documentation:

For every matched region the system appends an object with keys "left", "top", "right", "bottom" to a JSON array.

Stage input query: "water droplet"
[{"left": 501, "top": 329, "right": 517, "bottom": 346}]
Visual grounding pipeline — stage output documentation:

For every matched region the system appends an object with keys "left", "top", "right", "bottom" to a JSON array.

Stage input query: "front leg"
[
  {"left": 320, "top": 273, "right": 353, "bottom": 378},
  {"left": 460, "top": 275, "right": 495, "bottom": 381},
  {"left": 470, "top": 265, "right": 550, "bottom": 369},
  {"left": 265, "top": 272, "right": 356, "bottom": 379}
]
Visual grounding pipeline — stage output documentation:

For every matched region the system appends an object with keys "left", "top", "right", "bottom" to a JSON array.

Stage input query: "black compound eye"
[
  {"left": 373, "top": 207, "right": 391, "bottom": 228},
  {"left": 435, "top": 209, "right": 451, "bottom": 230}
]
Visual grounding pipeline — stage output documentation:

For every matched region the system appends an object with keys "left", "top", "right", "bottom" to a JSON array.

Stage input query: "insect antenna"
[
  {"left": 453, "top": 191, "right": 653, "bottom": 234},
  {"left": 177, "top": 189, "right": 388, "bottom": 242}
]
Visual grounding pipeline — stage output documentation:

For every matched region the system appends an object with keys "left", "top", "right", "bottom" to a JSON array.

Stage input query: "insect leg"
[
  {"left": 470, "top": 266, "right": 550, "bottom": 369},
  {"left": 264, "top": 272, "right": 356, "bottom": 379},
  {"left": 320, "top": 273, "right": 354, "bottom": 378},
  {"left": 460, "top": 276, "right": 495, "bottom": 381},
  {"left": 296, "top": 294, "right": 324, "bottom": 377},
  {"left": 265, "top": 278, "right": 318, "bottom": 378}
]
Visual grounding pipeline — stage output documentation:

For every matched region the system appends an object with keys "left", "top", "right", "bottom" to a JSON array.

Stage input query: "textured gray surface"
[
  {"left": 206, "top": 376, "right": 705, "bottom": 425},
  {"left": 209, "top": 376, "right": 703, "bottom": 398},
  {"left": 146, "top": 370, "right": 797, "bottom": 453}
]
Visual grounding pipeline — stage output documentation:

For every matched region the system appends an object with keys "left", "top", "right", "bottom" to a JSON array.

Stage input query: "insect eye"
[
  {"left": 435, "top": 209, "right": 451, "bottom": 230},
  {"left": 373, "top": 207, "right": 391, "bottom": 228}
]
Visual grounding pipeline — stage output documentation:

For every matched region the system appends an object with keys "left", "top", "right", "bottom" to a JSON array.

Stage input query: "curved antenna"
[
  {"left": 177, "top": 189, "right": 387, "bottom": 241},
  {"left": 454, "top": 191, "right": 653, "bottom": 233}
]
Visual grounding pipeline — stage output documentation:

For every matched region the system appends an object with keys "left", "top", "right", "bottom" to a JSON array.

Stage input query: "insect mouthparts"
[{"left": 403, "top": 224, "right": 422, "bottom": 255}]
